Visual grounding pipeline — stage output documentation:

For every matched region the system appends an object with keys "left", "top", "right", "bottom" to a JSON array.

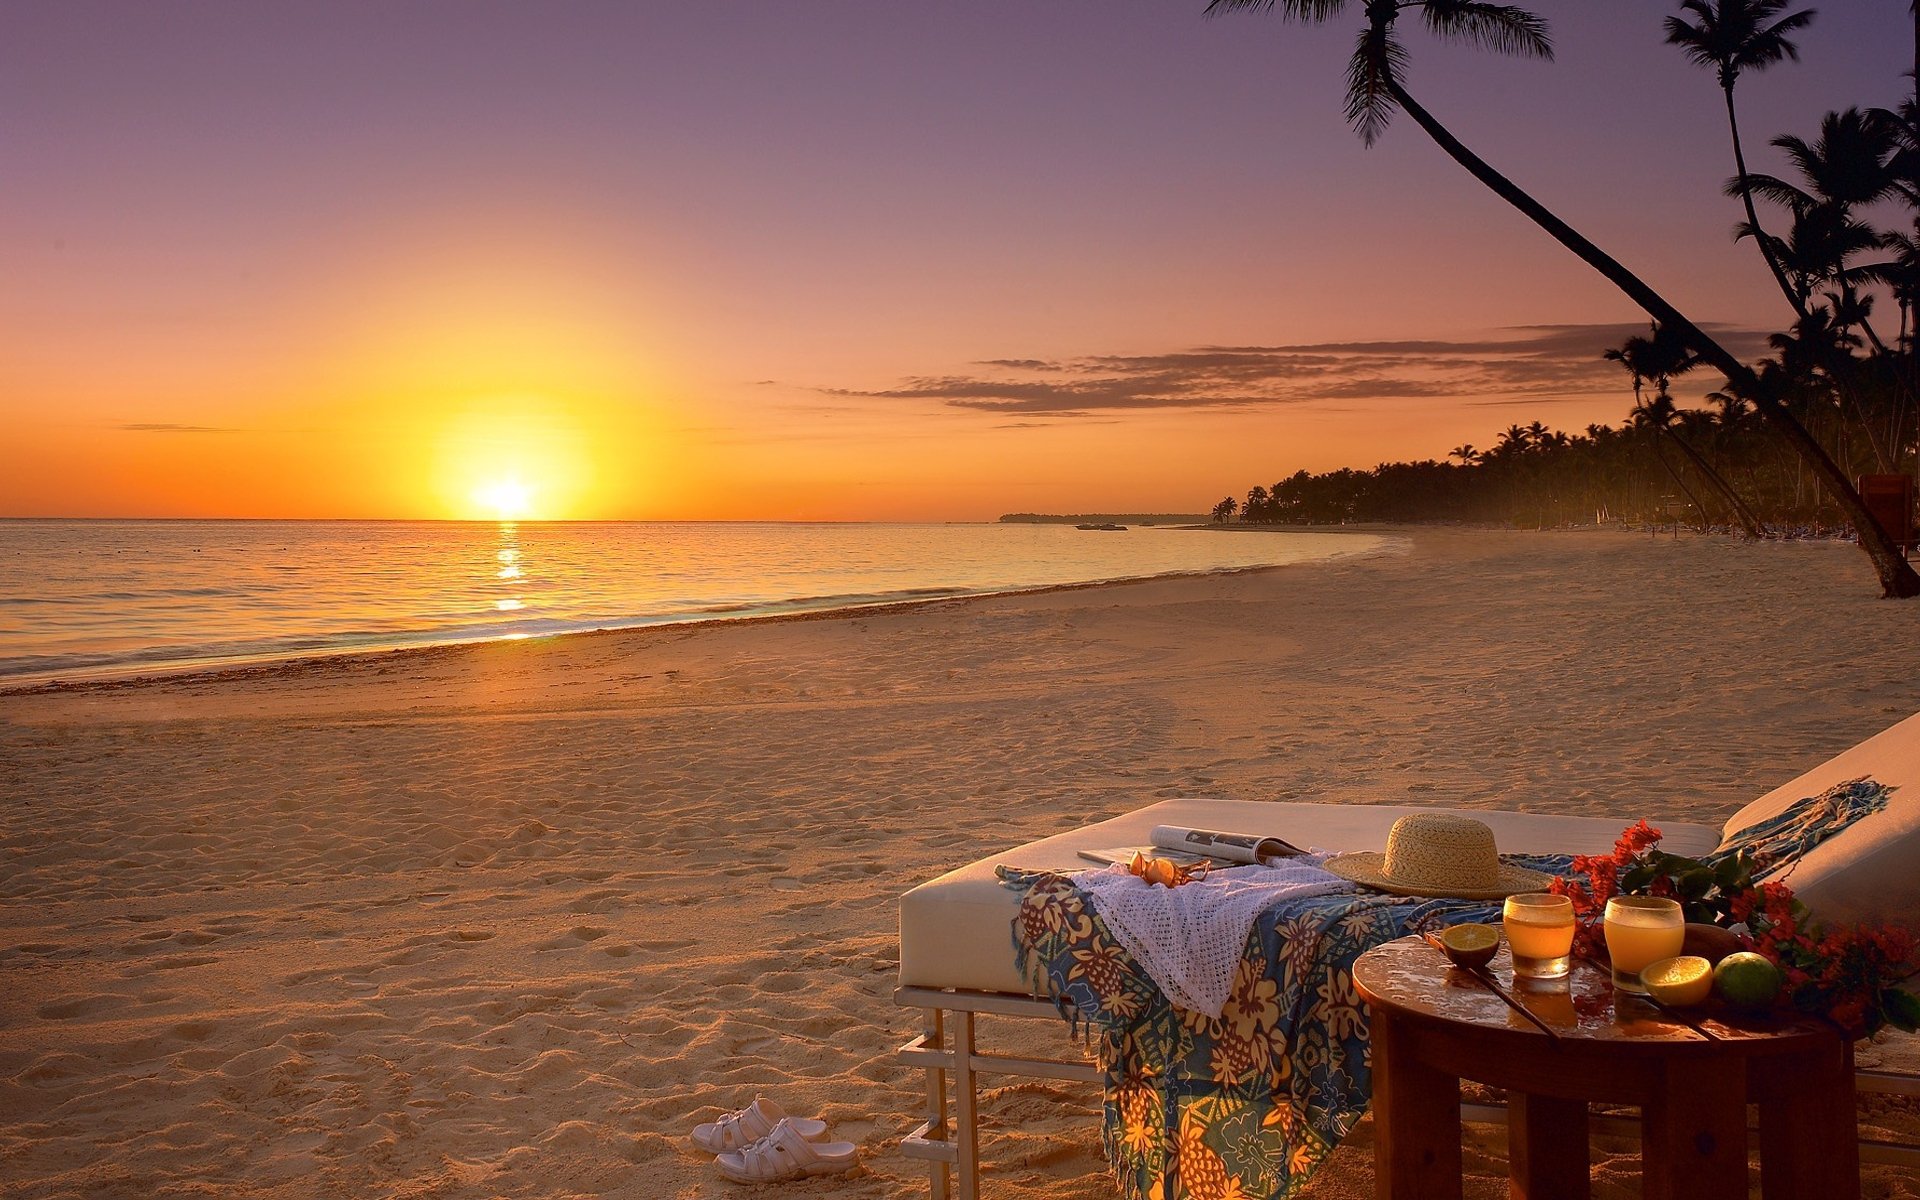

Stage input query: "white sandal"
[
  {"left": 691, "top": 1098, "right": 827, "bottom": 1155},
  {"left": 715, "top": 1118, "right": 857, "bottom": 1183}
]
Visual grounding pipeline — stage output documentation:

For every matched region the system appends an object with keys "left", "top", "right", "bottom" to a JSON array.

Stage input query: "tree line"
[{"left": 1207, "top": 0, "right": 1920, "bottom": 593}]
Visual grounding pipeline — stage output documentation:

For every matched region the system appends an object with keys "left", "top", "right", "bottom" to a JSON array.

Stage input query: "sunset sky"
[{"left": 3, "top": 1, "right": 1908, "bottom": 520}]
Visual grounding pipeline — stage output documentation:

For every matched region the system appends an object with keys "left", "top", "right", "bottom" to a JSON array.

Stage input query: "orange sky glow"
[{"left": 3, "top": 2, "right": 1904, "bottom": 521}]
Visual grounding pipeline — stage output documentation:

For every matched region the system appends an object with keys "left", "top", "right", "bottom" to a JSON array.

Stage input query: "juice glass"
[
  {"left": 1603, "top": 896, "right": 1685, "bottom": 994},
  {"left": 1502, "top": 893, "right": 1574, "bottom": 979}
]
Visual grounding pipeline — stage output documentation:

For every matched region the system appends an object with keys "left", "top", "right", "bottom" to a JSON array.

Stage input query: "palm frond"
[
  {"left": 1344, "top": 25, "right": 1408, "bottom": 146},
  {"left": 1663, "top": 2, "right": 1721, "bottom": 72},
  {"left": 1736, "top": 7, "right": 1815, "bottom": 72},
  {"left": 1204, "top": 0, "right": 1349, "bottom": 18},
  {"left": 1735, "top": 171, "right": 1817, "bottom": 211},
  {"left": 1841, "top": 260, "right": 1900, "bottom": 288},
  {"left": 1419, "top": 2, "right": 1552, "bottom": 60},
  {"left": 1770, "top": 131, "right": 1820, "bottom": 181}
]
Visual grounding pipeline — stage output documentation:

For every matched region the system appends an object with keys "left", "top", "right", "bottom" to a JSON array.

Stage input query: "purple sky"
[{"left": 3, "top": 1, "right": 1911, "bottom": 518}]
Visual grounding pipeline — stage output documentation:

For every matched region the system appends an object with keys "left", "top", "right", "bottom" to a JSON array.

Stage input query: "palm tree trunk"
[
  {"left": 1723, "top": 88, "right": 1802, "bottom": 313},
  {"left": 1385, "top": 78, "right": 1920, "bottom": 597},
  {"left": 1664, "top": 427, "right": 1764, "bottom": 538},
  {"left": 1650, "top": 438, "right": 1710, "bottom": 532},
  {"left": 1836, "top": 285, "right": 1897, "bottom": 473}
]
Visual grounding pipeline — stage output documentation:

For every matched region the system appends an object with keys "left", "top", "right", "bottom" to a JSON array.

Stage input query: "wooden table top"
[{"left": 1352, "top": 935, "right": 1835, "bottom": 1055}]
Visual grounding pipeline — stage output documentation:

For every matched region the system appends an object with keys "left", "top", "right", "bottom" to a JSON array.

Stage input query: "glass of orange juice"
[
  {"left": 1502, "top": 893, "right": 1575, "bottom": 979},
  {"left": 1603, "top": 896, "right": 1685, "bottom": 994}
]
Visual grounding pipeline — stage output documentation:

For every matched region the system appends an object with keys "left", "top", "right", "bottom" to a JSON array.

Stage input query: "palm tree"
[
  {"left": 1665, "top": 1, "right": 1817, "bottom": 312},
  {"left": 1606, "top": 325, "right": 1765, "bottom": 536},
  {"left": 1206, "top": 0, "right": 1919, "bottom": 594},
  {"left": 1630, "top": 397, "right": 1713, "bottom": 532},
  {"left": 1743, "top": 109, "right": 1904, "bottom": 378},
  {"left": 1212, "top": 496, "right": 1239, "bottom": 523},
  {"left": 1745, "top": 108, "right": 1899, "bottom": 213},
  {"left": 1448, "top": 443, "right": 1480, "bottom": 465}
]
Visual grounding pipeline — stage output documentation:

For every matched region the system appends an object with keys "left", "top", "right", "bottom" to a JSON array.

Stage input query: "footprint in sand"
[
  {"left": 36, "top": 993, "right": 129, "bottom": 1020},
  {"left": 123, "top": 953, "right": 221, "bottom": 975},
  {"left": 16, "top": 1052, "right": 93, "bottom": 1084},
  {"left": 535, "top": 925, "right": 610, "bottom": 951},
  {"left": 566, "top": 889, "right": 623, "bottom": 914}
]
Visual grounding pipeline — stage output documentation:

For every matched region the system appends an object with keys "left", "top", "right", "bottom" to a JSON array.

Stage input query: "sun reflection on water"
[{"left": 491, "top": 523, "right": 527, "bottom": 622}]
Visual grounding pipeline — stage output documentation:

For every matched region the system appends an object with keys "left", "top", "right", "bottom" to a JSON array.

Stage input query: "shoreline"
[{"left": 2, "top": 532, "right": 1406, "bottom": 696}]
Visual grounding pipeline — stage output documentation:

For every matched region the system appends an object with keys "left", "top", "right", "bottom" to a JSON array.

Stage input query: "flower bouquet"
[{"left": 1550, "top": 819, "right": 1920, "bottom": 1038}]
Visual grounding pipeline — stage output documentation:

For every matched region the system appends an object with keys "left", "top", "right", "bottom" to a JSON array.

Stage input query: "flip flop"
[
  {"left": 691, "top": 1098, "right": 828, "bottom": 1155},
  {"left": 715, "top": 1118, "right": 858, "bottom": 1183}
]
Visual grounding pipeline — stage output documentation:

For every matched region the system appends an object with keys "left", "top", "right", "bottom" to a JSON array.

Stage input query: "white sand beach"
[{"left": 4, "top": 528, "right": 1919, "bottom": 1199}]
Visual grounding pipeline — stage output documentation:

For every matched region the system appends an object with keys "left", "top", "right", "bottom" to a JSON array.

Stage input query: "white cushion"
[
  {"left": 1718, "top": 711, "right": 1920, "bottom": 932},
  {"left": 898, "top": 798, "right": 1720, "bottom": 996}
]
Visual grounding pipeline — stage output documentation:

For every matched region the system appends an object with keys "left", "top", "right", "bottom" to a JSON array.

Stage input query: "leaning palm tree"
[
  {"left": 1665, "top": 0, "right": 1817, "bottom": 312},
  {"left": 1607, "top": 325, "right": 1765, "bottom": 537},
  {"left": 1206, "top": 0, "right": 1919, "bottom": 594},
  {"left": 1631, "top": 397, "right": 1714, "bottom": 532}
]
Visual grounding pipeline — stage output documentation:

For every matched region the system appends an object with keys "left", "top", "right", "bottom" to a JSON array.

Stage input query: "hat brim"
[{"left": 1321, "top": 852, "right": 1556, "bottom": 901}]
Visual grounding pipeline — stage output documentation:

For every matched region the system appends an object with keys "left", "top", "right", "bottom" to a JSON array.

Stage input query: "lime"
[
  {"left": 1439, "top": 923, "right": 1500, "bottom": 970},
  {"left": 1641, "top": 955, "right": 1714, "bottom": 1006},
  {"left": 1713, "top": 951, "right": 1785, "bottom": 1011}
]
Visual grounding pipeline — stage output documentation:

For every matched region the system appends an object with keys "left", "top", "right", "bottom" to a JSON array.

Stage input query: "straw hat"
[{"left": 1322, "top": 813, "right": 1554, "bottom": 900}]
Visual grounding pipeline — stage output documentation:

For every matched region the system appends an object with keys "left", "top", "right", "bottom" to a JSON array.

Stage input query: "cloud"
[
  {"left": 824, "top": 322, "right": 1769, "bottom": 417},
  {"left": 117, "top": 422, "right": 235, "bottom": 433}
]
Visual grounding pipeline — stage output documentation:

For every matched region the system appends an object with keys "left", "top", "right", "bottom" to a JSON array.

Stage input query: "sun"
[{"left": 473, "top": 477, "right": 534, "bottom": 521}]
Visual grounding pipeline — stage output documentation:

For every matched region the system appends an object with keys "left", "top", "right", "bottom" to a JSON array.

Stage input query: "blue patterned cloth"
[
  {"left": 1001, "top": 853, "right": 1572, "bottom": 1200},
  {"left": 1713, "top": 777, "right": 1892, "bottom": 878}
]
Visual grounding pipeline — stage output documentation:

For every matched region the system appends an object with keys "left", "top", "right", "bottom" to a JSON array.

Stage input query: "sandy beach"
[{"left": 5, "top": 527, "right": 1920, "bottom": 1199}]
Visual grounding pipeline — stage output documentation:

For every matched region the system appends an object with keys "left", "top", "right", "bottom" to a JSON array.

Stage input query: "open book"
[{"left": 1077, "top": 825, "right": 1307, "bottom": 869}]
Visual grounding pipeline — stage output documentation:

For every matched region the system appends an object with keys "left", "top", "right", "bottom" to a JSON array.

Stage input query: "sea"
[{"left": 0, "top": 520, "right": 1393, "bottom": 685}]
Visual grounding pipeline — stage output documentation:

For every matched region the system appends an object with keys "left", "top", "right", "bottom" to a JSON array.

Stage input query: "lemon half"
[
  {"left": 1439, "top": 923, "right": 1501, "bottom": 970},
  {"left": 1641, "top": 955, "right": 1714, "bottom": 1007}
]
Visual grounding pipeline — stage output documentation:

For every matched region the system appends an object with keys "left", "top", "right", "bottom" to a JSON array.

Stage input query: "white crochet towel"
[{"left": 1075, "top": 858, "right": 1358, "bottom": 1019}]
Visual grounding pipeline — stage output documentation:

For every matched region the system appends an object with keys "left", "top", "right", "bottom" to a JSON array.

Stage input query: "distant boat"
[{"left": 1075, "top": 522, "right": 1127, "bottom": 530}]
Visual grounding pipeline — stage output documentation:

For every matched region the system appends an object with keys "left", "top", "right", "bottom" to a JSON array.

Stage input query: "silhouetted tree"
[{"left": 1207, "top": 0, "right": 1920, "bottom": 594}]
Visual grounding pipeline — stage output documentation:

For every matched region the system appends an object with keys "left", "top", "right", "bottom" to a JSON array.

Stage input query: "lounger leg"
[
  {"left": 954, "top": 1008, "right": 980, "bottom": 1200},
  {"left": 925, "top": 1008, "right": 950, "bottom": 1200}
]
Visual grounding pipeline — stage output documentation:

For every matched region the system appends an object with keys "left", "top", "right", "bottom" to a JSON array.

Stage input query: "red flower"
[{"left": 1570, "top": 819, "right": 1920, "bottom": 1038}]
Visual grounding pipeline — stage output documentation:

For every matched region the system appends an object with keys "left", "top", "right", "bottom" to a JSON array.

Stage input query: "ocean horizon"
[{"left": 0, "top": 519, "right": 1393, "bottom": 685}]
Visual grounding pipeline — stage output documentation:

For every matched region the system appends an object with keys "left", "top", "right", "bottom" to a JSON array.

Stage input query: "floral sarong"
[{"left": 1001, "top": 856, "right": 1570, "bottom": 1200}]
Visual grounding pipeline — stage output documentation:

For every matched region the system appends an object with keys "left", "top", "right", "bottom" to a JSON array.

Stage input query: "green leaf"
[
  {"left": 1713, "top": 856, "right": 1748, "bottom": 888},
  {"left": 1882, "top": 988, "right": 1920, "bottom": 1033}
]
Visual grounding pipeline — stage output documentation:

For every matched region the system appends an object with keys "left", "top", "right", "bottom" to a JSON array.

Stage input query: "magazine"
[{"left": 1076, "top": 825, "right": 1306, "bottom": 869}]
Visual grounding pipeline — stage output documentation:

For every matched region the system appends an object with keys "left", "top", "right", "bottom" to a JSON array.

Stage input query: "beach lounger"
[{"left": 894, "top": 712, "right": 1920, "bottom": 1198}]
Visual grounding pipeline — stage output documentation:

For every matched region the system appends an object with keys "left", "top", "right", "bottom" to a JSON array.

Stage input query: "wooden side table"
[{"left": 1351, "top": 936, "right": 1858, "bottom": 1200}]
